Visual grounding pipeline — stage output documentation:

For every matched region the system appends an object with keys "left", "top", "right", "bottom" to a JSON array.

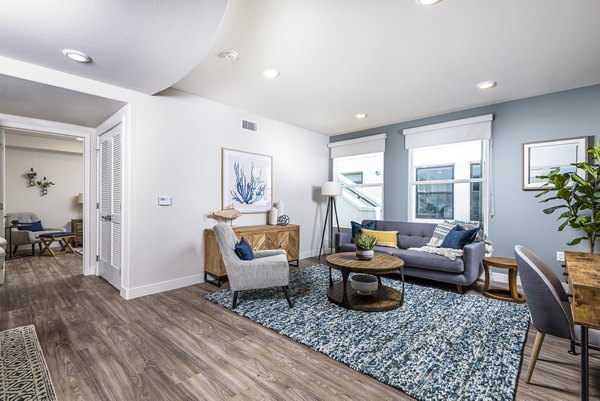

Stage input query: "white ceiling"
[
  {"left": 0, "top": 74, "right": 125, "bottom": 127},
  {"left": 0, "top": 0, "right": 228, "bottom": 94},
  {"left": 174, "top": 0, "right": 600, "bottom": 135},
  {"left": 0, "top": 1, "right": 598, "bottom": 135}
]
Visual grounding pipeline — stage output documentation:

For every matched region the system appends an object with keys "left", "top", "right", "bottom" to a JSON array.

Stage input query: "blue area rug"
[{"left": 205, "top": 265, "right": 529, "bottom": 401}]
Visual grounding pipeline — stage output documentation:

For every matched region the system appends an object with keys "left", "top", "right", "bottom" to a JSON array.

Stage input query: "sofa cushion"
[
  {"left": 362, "top": 220, "right": 435, "bottom": 250},
  {"left": 391, "top": 249, "right": 465, "bottom": 274},
  {"left": 361, "top": 228, "right": 398, "bottom": 248},
  {"left": 350, "top": 221, "right": 376, "bottom": 240},
  {"left": 440, "top": 226, "right": 479, "bottom": 249}
]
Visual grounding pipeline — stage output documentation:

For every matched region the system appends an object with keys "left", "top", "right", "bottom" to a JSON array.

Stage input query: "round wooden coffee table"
[{"left": 325, "top": 252, "right": 405, "bottom": 312}]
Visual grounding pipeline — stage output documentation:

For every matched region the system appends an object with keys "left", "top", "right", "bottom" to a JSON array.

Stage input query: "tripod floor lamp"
[{"left": 318, "top": 181, "right": 342, "bottom": 261}]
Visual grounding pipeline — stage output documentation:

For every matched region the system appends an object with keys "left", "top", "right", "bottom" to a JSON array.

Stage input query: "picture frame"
[
  {"left": 222, "top": 148, "right": 272, "bottom": 213},
  {"left": 521, "top": 136, "right": 588, "bottom": 190}
]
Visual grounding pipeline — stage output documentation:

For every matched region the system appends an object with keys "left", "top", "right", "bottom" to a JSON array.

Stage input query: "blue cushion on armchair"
[
  {"left": 18, "top": 220, "right": 44, "bottom": 232},
  {"left": 234, "top": 237, "right": 254, "bottom": 261}
]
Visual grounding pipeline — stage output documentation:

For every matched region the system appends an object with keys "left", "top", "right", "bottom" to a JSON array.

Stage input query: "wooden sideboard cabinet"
[
  {"left": 71, "top": 218, "right": 83, "bottom": 247},
  {"left": 204, "top": 224, "right": 300, "bottom": 286}
]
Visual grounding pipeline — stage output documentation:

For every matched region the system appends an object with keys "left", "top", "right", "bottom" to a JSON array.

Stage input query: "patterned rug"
[
  {"left": 0, "top": 325, "right": 57, "bottom": 401},
  {"left": 205, "top": 265, "right": 530, "bottom": 401}
]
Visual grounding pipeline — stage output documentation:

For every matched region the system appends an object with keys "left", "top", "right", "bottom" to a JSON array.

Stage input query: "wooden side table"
[{"left": 482, "top": 257, "right": 526, "bottom": 303}]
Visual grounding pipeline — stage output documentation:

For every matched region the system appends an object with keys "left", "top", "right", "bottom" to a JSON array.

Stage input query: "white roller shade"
[
  {"left": 328, "top": 133, "right": 386, "bottom": 159},
  {"left": 403, "top": 114, "right": 493, "bottom": 149}
]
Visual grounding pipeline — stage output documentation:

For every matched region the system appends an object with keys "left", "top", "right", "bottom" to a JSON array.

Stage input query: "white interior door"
[{"left": 98, "top": 124, "right": 122, "bottom": 290}]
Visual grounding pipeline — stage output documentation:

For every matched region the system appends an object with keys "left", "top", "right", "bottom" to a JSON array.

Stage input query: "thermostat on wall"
[{"left": 158, "top": 196, "right": 172, "bottom": 206}]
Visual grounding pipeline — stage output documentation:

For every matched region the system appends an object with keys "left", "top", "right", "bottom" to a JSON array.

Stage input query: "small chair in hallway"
[
  {"left": 213, "top": 223, "right": 293, "bottom": 309},
  {"left": 514, "top": 245, "right": 600, "bottom": 383}
]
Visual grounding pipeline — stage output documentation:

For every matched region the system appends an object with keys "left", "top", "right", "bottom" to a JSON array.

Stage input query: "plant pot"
[
  {"left": 350, "top": 274, "right": 378, "bottom": 295},
  {"left": 356, "top": 249, "right": 374, "bottom": 260}
]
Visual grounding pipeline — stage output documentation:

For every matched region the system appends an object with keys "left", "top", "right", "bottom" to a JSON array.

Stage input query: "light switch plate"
[
  {"left": 556, "top": 251, "right": 565, "bottom": 262},
  {"left": 158, "top": 196, "right": 172, "bottom": 206}
]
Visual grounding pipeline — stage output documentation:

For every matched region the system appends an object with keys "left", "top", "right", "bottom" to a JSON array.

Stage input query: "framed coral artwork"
[{"left": 222, "top": 148, "right": 272, "bottom": 213}]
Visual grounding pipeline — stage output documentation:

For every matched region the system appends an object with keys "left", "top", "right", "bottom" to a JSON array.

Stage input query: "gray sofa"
[{"left": 335, "top": 220, "right": 485, "bottom": 293}]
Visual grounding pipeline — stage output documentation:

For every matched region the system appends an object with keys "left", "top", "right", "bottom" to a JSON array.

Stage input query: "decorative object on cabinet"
[
  {"left": 207, "top": 203, "right": 242, "bottom": 225},
  {"left": 71, "top": 219, "right": 83, "bottom": 247},
  {"left": 277, "top": 215, "right": 290, "bottom": 226},
  {"left": 274, "top": 200, "right": 285, "bottom": 216},
  {"left": 204, "top": 224, "right": 300, "bottom": 286},
  {"left": 267, "top": 207, "right": 278, "bottom": 225},
  {"left": 522, "top": 136, "right": 588, "bottom": 190},
  {"left": 222, "top": 148, "right": 272, "bottom": 213},
  {"left": 36, "top": 177, "right": 54, "bottom": 196},
  {"left": 76, "top": 193, "right": 84, "bottom": 204},
  {"left": 318, "top": 181, "right": 342, "bottom": 261},
  {"left": 25, "top": 168, "right": 37, "bottom": 187}
]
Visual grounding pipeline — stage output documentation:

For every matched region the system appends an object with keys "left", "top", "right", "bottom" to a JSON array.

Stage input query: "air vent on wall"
[{"left": 242, "top": 119, "right": 257, "bottom": 132}]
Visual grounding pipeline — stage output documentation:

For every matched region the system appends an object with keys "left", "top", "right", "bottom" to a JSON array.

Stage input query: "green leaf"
[
  {"left": 567, "top": 237, "right": 588, "bottom": 246},
  {"left": 543, "top": 205, "right": 568, "bottom": 214},
  {"left": 558, "top": 220, "right": 570, "bottom": 231}
]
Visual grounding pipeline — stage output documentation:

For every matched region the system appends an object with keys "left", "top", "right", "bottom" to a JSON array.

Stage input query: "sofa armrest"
[
  {"left": 462, "top": 241, "right": 486, "bottom": 284},
  {"left": 335, "top": 230, "right": 353, "bottom": 253}
]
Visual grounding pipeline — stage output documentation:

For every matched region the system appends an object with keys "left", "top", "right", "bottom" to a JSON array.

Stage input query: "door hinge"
[
  {"left": 96, "top": 255, "right": 99, "bottom": 262},
  {"left": 96, "top": 202, "right": 100, "bottom": 209}
]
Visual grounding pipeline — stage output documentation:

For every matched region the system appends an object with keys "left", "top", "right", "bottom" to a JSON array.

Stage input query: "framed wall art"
[
  {"left": 222, "top": 148, "right": 272, "bottom": 213},
  {"left": 522, "top": 136, "right": 588, "bottom": 190}
]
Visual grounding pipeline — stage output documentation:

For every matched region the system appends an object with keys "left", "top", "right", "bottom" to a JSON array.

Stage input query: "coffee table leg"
[
  {"left": 377, "top": 275, "right": 382, "bottom": 288},
  {"left": 401, "top": 269, "right": 405, "bottom": 306},
  {"left": 329, "top": 266, "right": 333, "bottom": 288},
  {"left": 341, "top": 268, "right": 350, "bottom": 307}
]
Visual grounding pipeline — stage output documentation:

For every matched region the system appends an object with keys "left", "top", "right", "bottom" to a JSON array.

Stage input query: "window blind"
[{"left": 402, "top": 114, "right": 493, "bottom": 149}]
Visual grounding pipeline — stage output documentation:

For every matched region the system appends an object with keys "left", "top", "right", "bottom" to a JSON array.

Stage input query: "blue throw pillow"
[
  {"left": 234, "top": 237, "right": 254, "bottom": 261},
  {"left": 18, "top": 220, "right": 44, "bottom": 232},
  {"left": 440, "top": 225, "right": 479, "bottom": 249},
  {"left": 350, "top": 220, "right": 377, "bottom": 239}
]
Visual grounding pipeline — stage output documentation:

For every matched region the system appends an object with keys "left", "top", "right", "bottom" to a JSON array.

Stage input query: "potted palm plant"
[
  {"left": 354, "top": 233, "right": 378, "bottom": 260},
  {"left": 536, "top": 142, "right": 600, "bottom": 253}
]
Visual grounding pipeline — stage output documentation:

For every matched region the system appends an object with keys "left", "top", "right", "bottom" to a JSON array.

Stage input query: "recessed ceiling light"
[
  {"left": 415, "top": 0, "right": 442, "bottom": 5},
  {"left": 355, "top": 113, "right": 368, "bottom": 119},
  {"left": 75, "top": 137, "right": 84, "bottom": 141},
  {"left": 62, "top": 49, "right": 92, "bottom": 63},
  {"left": 221, "top": 49, "right": 239, "bottom": 61},
  {"left": 262, "top": 68, "right": 280, "bottom": 79},
  {"left": 477, "top": 80, "right": 497, "bottom": 90}
]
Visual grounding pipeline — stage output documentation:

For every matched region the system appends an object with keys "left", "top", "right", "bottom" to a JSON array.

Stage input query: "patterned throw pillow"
[
  {"left": 427, "top": 222, "right": 457, "bottom": 247},
  {"left": 361, "top": 228, "right": 399, "bottom": 248}
]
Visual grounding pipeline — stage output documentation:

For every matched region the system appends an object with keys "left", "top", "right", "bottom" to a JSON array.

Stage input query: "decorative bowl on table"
[{"left": 350, "top": 274, "right": 378, "bottom": 295}]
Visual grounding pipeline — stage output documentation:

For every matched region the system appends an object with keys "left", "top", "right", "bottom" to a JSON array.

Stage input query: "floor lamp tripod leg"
[{"left": 318, "top": 197, "right": 331, "bottom": 261}]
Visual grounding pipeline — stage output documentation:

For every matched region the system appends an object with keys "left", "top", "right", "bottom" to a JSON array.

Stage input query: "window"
[
  {"left": 409, "top": 140, "right": 487, "bottom": 226},
  {"left": 342, "top": 171, "right": 364, "bottom": 184},
  {"left": 415, "top": 165, "right": 454, "bottom": 219},
  {"left": 333, "top": 152, "right": 383, "bottom": 227},
  {"left": 470, "top": 162, "right": 482, "bottom": 222}
]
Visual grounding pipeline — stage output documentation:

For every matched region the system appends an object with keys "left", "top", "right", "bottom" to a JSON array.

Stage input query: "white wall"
[
  {"left": 0, "top": 57, "right": 331, "bottom": 298},
  {"left": 124, "top": 90, "right": 329, "bottom": 294},
  {"left": 4, "top": 132, "right": 83, "bottom": 230}
]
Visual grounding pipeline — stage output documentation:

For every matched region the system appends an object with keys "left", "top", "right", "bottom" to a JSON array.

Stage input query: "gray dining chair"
[
  {"left": 514, "top": 245, "right": 599, "bottom": 383},
  {"left": 213, "top": 223, "right": 293, "bottom": 309}
]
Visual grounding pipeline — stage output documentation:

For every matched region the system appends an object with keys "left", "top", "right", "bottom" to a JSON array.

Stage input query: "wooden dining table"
[{"left": 565, "top": 251, "right": 600, "bottom": 401}]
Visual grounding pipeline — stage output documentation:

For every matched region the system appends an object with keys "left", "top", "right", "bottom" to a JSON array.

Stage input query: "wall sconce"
[
  {"left": 25, "top": 168, "right": 37, "bottom": 187},
  {"left": 36, "top": 177, "right": 55, "bottom": 196}
]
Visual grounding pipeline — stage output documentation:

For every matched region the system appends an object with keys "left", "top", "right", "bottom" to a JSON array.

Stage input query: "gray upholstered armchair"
[
  {"left": 5, "top": 212, "right": 65, "bottom": 256},
  {"left": 514, "top": 245, "right": 600, "bottom": 383},
  {"left": 213, "top": 223, "right": 293, "bottom": 309}
]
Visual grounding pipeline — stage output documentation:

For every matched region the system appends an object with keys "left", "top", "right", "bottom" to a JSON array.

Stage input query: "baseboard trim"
[{"left": 121, "top": 273, "right": 204, "bottom": 300}]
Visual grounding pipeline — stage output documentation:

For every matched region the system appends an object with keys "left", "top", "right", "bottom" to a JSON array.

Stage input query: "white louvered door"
[{"left": 98, "top": 124, "right": 122, "bottom": 290}]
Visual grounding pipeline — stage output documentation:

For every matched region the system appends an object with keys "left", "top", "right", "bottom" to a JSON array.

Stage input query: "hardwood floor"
[{"left": 0, "top": 254, "right": 598, "bottom": 400}]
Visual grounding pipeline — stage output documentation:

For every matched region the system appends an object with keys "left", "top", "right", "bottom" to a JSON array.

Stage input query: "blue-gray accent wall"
[{"left": 330, "top": 84, "right": 600, "bottom": 276}]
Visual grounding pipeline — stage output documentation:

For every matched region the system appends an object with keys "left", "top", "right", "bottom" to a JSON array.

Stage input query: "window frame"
[
  {"left": 407, "top": 140, "right": 489, "bottom": 229},
  {"left": 415, "top": 164, "right": 455, "bottom": 220}
]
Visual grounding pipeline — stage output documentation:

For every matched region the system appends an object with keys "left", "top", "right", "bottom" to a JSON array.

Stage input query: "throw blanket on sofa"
[{"left": 408, "top": 246, "right": 464, "bottom": 261}]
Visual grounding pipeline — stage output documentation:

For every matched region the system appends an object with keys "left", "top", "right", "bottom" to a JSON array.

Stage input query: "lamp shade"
[
  {"left": 321, "top": 181, "right": 342, "bottom": 196},
  {"left": 76, "top": 193, "right": 84, "bottom": 204}
]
